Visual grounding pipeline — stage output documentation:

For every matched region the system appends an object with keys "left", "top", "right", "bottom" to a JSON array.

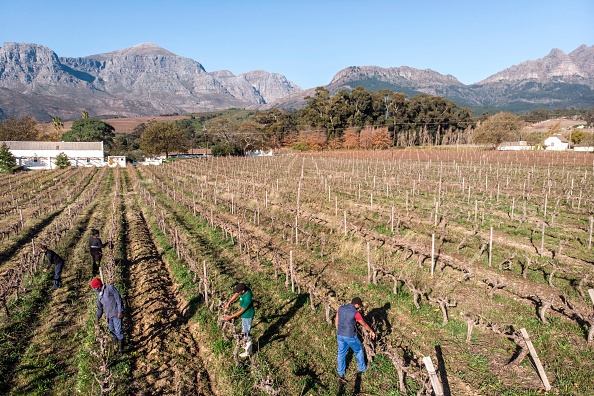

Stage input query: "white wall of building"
[
  {"left": 2, "top": 141, "right": 105, "bottom": 169},
  {"left": 544, "top": 136, "right": 569, "bottom": 151}
]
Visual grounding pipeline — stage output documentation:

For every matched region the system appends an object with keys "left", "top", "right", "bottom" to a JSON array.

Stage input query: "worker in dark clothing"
[
  {"left": 89, "top": 229, "right": 109, "bottom": 276},
  {"left": 41, "top": 244, "right": 64, "bottom": 289},
  {"left": 90, "top": 278, "right": 125, "bottom": 355},
  {"left": 335, "top": 297, "right": 376, "bottom": 381}
]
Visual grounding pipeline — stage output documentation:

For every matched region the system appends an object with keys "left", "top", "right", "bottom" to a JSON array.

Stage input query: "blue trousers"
[
  {"left": 242, "top": 317, "right": 253, "bottom": 341},
  {"left": 53, "top": 261, "right": 64, "bottom": 289},
  {"left": 108, "top": 316, "right": 124, "bottom": 340},
  {"left": 337, "top": 334, "right": 366, "bottom": 376}
]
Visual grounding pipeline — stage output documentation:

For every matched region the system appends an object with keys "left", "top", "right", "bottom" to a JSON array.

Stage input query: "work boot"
[
  {"left": 239, "top": 341, "right": 252, "bottom": 358},
  {"left": 112, "top": 335, "right": 118, "bottom": 347},
  {"left": 117, "top": 338, "right": 124, "bottom": 356}
]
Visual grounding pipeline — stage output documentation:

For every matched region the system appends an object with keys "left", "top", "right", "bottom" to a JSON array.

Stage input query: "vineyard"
[{"left": 1, "top": 149, "right": 593, "bottom": 396}]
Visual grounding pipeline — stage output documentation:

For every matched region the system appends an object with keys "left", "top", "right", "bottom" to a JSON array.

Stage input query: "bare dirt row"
[{"left": 122, "top": 172, "right": 214, "bottom": 395}]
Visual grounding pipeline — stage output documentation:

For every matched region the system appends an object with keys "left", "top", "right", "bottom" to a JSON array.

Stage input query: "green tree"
[
  {"left": 0, "top": 143, "right": 17, "bottom": 173},
  {"left": 299, "top": 87, "right": 332, "bottom": 130},
  {"left": 81, "top": 110, "right": 89, "bottom": 119},
  {"left": 252, "top": 109, "right": 297, "bottom": 144},
  {"left": 139, "top": 121, "right": 188, "bottom": 158},
  {"left": 526, "top": 131, "right": 545, "bottom": 147},
  {"left": 211, "top": 142, "right": 242, "bottom": 156},
  {"left": 62, "top": 118, "right": 115, "bottom": 148},
  {"left": 569, "top": 129, "right": 586, "bottom": 145},
  {"left": 584, "top": 108, "right": 594, "bottom": 127},
  {"left": 0, "top": 115, "right": 39, "bottom": 141},
  {"left": 472, "top": 112, "right": 524, "bottom": 149},
  {"left": 54, "top": 152, "right": 70, "bottom": 169}
]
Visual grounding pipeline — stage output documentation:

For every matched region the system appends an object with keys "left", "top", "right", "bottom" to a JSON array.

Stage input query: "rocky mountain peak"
[
  {"left": 569, "top": 44, "right": 594, "bottom": 75},
  {"left": 85, "top": 42, "right": 177, "bottom": 61},
  {"left": 477, "top": 46, "right": 592, "bottom": 84},
  {"left": 330, "top": 65, "right": 463, "bottom": 87}
]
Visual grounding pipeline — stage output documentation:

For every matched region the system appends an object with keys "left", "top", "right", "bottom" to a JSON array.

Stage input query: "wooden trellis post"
[
  {"left": 588, "top": 216, "right": 594, "bottom": 250},
  {"left": 520, "top": 328, "right": 551, "bottom": 392},
  {"left": 422, "top": 356, "right": 444, "bottom": 396},
  {"left": 203, "top": 260, "right": 209, "bottom": 306},
  {"left": 290, "top": 250, "right": 295, "bottom": 293},
  {"left": 489, "top": 227, "right": 493, "bottom": 267},
  {"left": 541, "top": 222, "right": 546, "bottom": 256},
  {"left": 367, "top": 242, "right": 371, "bottom": 283},
  {"left": 431, "top": 234, "right": 435, "bottom": 276}
]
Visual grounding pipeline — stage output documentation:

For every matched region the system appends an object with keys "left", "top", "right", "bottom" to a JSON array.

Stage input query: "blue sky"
[{"left": 2, "top": 0, "right": 592, "bottom": 89}]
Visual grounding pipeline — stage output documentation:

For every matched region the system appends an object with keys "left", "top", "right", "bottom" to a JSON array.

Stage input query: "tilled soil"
[{"left": 124, "top": 195, "right": 214, "bottom": 395}]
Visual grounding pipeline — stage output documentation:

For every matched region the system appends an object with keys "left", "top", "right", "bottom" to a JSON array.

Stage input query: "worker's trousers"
[
  {"left": 53, "top": 261, "right": 64, "bottom": 289},
  {"left": 108, "top": 316, "right": 124, "bottom": 340},
  {"left": 337, "top": 334, "right": 366, "bottom": 376}
]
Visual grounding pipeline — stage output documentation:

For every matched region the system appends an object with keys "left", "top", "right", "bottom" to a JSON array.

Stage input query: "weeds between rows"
[{"left": 139, "top": 154, "right": 594, "bottom": 395}]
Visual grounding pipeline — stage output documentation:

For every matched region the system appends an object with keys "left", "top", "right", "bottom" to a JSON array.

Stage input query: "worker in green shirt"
[{"left": 224, "top": 282, "right": 255, "bottom": 357}]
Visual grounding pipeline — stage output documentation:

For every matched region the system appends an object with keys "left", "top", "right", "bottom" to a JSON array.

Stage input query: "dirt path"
[{"left": 124, "top": 189, "right": 214, "bottom": 395}]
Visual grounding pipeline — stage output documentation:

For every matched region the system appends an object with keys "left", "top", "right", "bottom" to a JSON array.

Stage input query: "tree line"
[{"left": 1, "top": 88, "right": 593, "bottom": 160}]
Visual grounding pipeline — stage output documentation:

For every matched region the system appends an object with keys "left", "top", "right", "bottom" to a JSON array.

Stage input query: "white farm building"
[
  {"left": 1, "top": 141, "right": 105, "bottom": 170},
  {"left": 544, "top": 134, "right": 570, "bottom": 151}
]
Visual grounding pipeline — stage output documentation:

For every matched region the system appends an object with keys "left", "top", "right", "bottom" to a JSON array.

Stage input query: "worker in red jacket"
[{"left": 91, "top": 277, "right": 125, "bottom": 355}]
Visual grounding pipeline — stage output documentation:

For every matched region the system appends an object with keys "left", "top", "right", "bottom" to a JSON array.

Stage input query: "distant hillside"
[
  {"left": 266, "top": 45, "right": 594, "bottom": 114},
  {"left": 0, "top": 42, "right": 302, "bottom": 121},
  {"left": 1, "top": 42, "right": 593, "bottom": 121}
]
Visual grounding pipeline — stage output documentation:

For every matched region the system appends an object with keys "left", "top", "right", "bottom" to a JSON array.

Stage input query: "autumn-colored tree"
[
  {"left": 295, "top": 130, "right": 327, "bottom": 151},
  {"left": 371, "top": 127, "right": 391, "bottom": 149},
  {"left": 359, "top": 127, "right": 374, "bottom": 149},
  {"left": 342, "top": 128, "right": 359, "bottom": 149},
  {"left": 0, "top": 115, "right": 39, "bottom": 141},
  {"left": 304, "top": 130, "right": 327, "bottom": 151},
  {"left": 269, "top": 135, "right": 281, "bottom": 149},
  {"left": 282, "top": 133, "right": 297, "bottom": 148},
  {"left": 327, "top": 136, "right": 343, "bottom": 149}
]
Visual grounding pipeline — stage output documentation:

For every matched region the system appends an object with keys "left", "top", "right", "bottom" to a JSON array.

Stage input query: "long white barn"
[{"left": 1, "top": 141, "right": 104, "bottom": 170}]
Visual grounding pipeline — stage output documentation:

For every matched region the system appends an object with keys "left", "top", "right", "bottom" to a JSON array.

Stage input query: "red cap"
[{"left": 90, "top": 278, "right": 103, "bottom": 289}]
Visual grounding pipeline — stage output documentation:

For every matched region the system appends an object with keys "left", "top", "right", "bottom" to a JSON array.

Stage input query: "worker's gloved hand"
[{"left": 117, "top": 311, "right": 123, "bottom": 319}]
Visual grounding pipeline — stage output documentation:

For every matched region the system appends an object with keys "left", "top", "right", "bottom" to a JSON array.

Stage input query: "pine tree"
[{"left": 0, "top": 143, "right": 17, "bottom": 173}]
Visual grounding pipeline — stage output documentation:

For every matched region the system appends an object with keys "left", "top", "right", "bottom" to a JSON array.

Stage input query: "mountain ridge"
[{"left": 0, "top": 42, "right": 592, "bottom": 121}]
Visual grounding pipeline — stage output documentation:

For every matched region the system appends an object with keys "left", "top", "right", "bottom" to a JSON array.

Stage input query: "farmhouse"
[
  {"left": 1, "top": 141, "right": 104, "bottom": 170},
  {"left": 544, "top": 134, "right": 570, "bottom": 151}
]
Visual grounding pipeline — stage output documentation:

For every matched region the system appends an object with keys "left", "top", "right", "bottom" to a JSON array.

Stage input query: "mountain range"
[{"left": 0, "top": 42, "right": 592, "bottom": 122}]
